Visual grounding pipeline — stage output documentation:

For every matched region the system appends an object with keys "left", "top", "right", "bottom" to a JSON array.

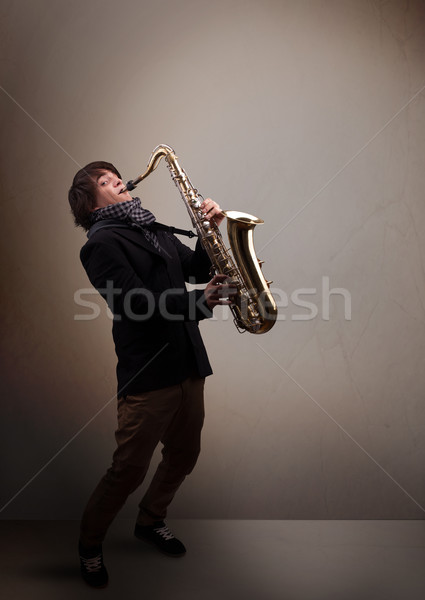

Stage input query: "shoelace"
[
  {"left": 80, "top": 554, "right": 103, "bottom": 573},
  {"left": 154, "top": 525, "right": 175, "bottom": 541}
]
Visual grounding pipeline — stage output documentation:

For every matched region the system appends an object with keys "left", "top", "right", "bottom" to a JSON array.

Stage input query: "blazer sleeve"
[
  {"left": 166, "top": 234, "right": 213, "bottom": 283},
  {"left": 80, "top": 238, "right": 213, "bottom": 322}
]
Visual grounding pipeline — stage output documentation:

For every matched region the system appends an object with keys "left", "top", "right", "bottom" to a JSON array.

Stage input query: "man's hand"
[
  {"left": 204, "top": 274, "right": 237, "bottom": 310},
  {"left": 200, "top": 198, "right": 225, "bottom": 227}
]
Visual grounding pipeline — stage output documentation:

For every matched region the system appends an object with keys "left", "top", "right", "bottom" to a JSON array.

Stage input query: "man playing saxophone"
[{"left": 69, "top": 160, "right": 233, "bottom": 588}]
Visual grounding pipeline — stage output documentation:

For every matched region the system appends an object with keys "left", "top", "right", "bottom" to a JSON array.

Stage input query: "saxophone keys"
[
  {"left": 266, "top": 280, "right": 273, "bottom": 286},
  {"left": 257, "top": 259, "right": 265, "bottom": 268}
]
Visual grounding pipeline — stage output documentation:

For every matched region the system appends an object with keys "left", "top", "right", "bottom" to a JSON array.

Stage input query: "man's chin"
[{"left": 114, "top": 194, "right": 132, "bottom": 203}]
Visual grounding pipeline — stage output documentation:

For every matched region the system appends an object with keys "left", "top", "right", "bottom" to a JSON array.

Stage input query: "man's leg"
[
  {"left": 137, "top": 376, "right": 205, "bottom": 526},
  {"left": 80, "top": 383, "right": 187, "bottom": 548}
]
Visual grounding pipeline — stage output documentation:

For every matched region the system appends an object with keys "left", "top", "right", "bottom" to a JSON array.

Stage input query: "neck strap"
[{"left": 87, "top": 219, "right": 196, "bottom": 240}]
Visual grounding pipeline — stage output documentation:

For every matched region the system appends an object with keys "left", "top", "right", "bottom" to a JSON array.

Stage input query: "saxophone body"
[{"left": 123, "top": 144, "right": 277, "bottom": 334}]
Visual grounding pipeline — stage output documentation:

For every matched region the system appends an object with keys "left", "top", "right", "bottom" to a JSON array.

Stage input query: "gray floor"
[{"left": 1, "top": 519, "right": 424, "bottom": 600}]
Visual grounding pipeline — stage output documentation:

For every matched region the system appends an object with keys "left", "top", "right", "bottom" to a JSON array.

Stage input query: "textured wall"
[{"left": 1, "top": 0, "right": 424, "bottom": 519}]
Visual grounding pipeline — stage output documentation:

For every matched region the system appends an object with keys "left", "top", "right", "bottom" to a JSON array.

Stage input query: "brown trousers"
[{"left": 80, "top": 376, "right": 205, "bottom": 547}]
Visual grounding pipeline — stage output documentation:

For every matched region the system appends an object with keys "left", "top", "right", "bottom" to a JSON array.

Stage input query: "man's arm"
[{"left": 168, "top": 235, "right": 212, "bottom": 283}]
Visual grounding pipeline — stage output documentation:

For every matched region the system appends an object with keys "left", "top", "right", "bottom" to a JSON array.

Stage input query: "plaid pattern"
[{"left": 91, "top": 197, "right": 161, "bottom": 252}]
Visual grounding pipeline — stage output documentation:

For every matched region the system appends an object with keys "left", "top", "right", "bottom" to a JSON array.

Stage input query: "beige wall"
[{"left": 1, "top": 0, "right": 425, "bottom": 519}]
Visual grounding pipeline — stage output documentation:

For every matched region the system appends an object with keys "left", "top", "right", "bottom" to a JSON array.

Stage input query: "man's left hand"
[{"left": 200, "top": 198, "right": 225, "bottom": 227}]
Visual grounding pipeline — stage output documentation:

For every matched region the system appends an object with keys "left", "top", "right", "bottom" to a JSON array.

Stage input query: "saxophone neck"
[{"left": 121, "top": 144, "right": 176, "bottom": 192}]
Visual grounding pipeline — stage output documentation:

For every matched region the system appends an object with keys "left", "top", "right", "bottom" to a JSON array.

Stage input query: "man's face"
[{"left": 94, "top": 170, "right": 133, "bottom": 208}]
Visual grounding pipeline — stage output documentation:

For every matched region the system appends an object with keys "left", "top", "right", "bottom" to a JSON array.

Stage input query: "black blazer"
[{"left": 80, "top": 224, "right": 214, "bottom": 395}]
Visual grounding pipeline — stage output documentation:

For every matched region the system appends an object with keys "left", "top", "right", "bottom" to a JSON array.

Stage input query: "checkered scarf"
[
  {"left": 91, "top": 196, "right": 156, "bottom": 226},
  {"left": 91, "top": 197, "right": 161, "bottom": 252}
]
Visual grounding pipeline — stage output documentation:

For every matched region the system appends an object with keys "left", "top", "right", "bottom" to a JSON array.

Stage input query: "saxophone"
[{"left": 121, "top": 144, "right": 277, "bottom": 334}]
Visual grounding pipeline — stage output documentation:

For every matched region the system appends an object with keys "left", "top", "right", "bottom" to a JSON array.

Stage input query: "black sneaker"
[
  {"left": 134, "top": 521, "right": 186, "bottom": 557},
  {"left": 79, "top": 542, "right": 109, "bottom": 588}
]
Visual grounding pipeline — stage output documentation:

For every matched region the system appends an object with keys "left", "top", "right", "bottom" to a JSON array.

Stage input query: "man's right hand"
[{"left": 204, "top": 274, "right": 237, "bottom": 310}]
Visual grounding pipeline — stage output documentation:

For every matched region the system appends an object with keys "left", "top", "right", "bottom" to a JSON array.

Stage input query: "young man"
[{"left": 69, "top": 161, "right": 231, "bottom": 588}]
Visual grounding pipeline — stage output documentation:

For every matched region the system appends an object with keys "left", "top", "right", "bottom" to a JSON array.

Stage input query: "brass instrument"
[{"left": 121, "top": 144, "right": 277, "bottom": 334}]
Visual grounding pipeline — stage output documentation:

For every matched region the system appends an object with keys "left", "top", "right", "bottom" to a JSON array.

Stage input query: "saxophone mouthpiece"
[{"left": 119, "top": 180, "right": 136, "bottom": 193}]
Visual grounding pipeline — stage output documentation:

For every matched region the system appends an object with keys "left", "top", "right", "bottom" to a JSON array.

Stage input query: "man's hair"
[{"left": 68, "top": 161, "right": 122, "bottom": 231}]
